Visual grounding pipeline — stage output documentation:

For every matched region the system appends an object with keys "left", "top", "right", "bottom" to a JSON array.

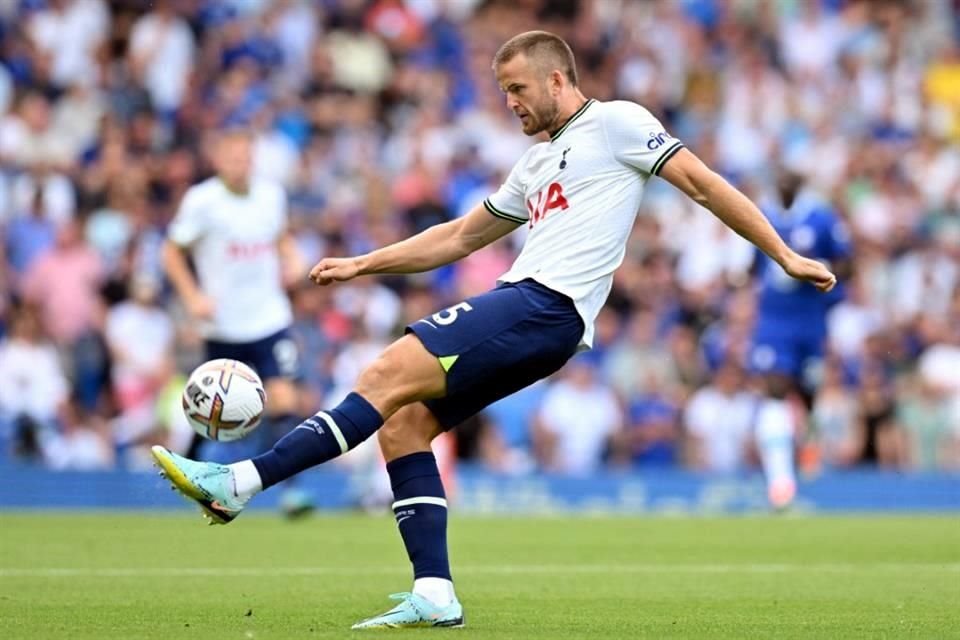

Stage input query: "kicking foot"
[
  {"left": 351, "top": 593, "right": 464, "bottom": 629},
  {"left": 151, "top": 445, "right": 248, "bottom": 525}
]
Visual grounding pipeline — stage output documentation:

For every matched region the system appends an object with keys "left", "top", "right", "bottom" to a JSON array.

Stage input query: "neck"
[
  {"left": 221, "top": 177, "right": 248, "bottom": 195},
  {"left": 546, "top": 90, "right": 589, "bottom": 137}
]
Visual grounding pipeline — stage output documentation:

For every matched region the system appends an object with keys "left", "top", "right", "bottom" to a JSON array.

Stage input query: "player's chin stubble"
[
  {"left": 531, "top": 101, "right": 561, "bottom": 135},
  {"left": 524, "top": 100, "right": 560, "bottom": 137}
]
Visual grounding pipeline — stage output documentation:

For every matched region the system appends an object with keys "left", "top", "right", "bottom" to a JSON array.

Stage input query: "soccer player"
[
  {"left": 152, "top": 32, "right": 836, "bottom": 629},
  {"left": 750, "top": 170, "right": 851, "bottom": 509},
  {"left": 161, "top": 129, "right": 309, "bottom": 512}
]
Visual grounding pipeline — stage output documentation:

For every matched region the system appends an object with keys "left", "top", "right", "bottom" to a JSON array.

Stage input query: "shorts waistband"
[{"left": 502, "top": 278, "right": 577, "bottom": 312}]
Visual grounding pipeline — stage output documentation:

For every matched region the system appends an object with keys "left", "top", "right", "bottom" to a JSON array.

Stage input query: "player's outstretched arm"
[
  {"left": 277, "top": 232, "right": 308, "bottom": 287},
  {"left": 658, "top": 149, "right": 837, "bottom": 292},
  {"left": 309, "top": 202, "right": 520, "bottom": 286}
]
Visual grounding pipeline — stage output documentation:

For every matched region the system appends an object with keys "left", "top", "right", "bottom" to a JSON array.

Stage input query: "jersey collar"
[
  {"left": 549, "top": 99, "right": 595, "bottom": 142},
  {"left": 218, "top": 176, "right": 250, "bottom": 197}
]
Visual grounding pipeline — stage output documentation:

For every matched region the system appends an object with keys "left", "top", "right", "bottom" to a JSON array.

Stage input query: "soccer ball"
[{"left": 182, "top": 359, "right": 266, "bottom": 442}]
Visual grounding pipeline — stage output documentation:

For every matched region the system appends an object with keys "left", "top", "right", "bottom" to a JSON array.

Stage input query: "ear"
[{"left": 549, "top": 69, "right": 565, "bottom": 95}]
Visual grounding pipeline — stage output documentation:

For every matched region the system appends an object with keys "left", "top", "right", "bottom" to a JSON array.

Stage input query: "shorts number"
[
  {"left": 432, "top": 302, "right": 474, "bottom": 326},
  {"left": 272, "top": 338, "right": 300, "bottom": 377}
]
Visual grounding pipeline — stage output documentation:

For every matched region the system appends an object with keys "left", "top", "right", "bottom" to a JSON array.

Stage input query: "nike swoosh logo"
[
  {"left": 362, "top": 611, "right": 407, "bottom": 625},
  {"left": 397, "top": 516, "right": 412, "bottom": 524},
  {"left": 209, "top": 500, "right": 238, "bottom": 514},
  {"left": 416, "top": 318, "right": 437, "bottom": 329}
]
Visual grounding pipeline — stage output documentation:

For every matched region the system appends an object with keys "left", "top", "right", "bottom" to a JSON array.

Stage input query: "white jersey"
[
  {"left": 168, "top": 177, "right": 292, "bottom": 342},
  {"left": 485, "top": 99, "right": 684, "bottom": 347}
]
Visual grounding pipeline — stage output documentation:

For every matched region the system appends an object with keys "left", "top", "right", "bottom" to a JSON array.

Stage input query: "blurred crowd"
[{"left": 1, "top": 0, "right": 959, "bottom": 476}]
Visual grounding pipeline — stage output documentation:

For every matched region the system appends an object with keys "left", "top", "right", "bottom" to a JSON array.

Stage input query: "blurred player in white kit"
[{"left": 162, "top": 129, "right": 310, "bottom": 515}]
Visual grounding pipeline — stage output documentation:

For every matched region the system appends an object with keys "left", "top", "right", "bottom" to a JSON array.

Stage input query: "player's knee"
[
  {"left": 355, "top": 354, "right": 409, "bottom": 415},
  {"left": 355, "top": 338, "right": 445, "bottom": 417},
  {"left": 355, "top": 356, "right": 390, "bottom": 395}
]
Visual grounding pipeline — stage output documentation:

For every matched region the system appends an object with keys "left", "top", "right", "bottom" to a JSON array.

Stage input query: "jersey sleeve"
[
  {"left": 603, "top": 101, "right": 684, "bottom": 176},
  {"left": 167, "top": 187, "right": 207, "bottom": 246},
  {"left": 483, "top": 159, "right": 528, "bottom": 224}
]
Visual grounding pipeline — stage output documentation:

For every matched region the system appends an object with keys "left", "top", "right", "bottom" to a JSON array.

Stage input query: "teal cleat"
[
  {"left": 351, "top": 593, "right": 465, "bottom": 630},
  {"left": 151, "top": 445, "right": 247, "bottom": 525}
]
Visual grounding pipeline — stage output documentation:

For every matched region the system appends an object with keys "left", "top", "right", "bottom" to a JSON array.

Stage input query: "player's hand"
[
  {"left": 309, "top": 257, "right": 361, "bottom": 286},
  {"left": 185, "top": 293, "right": 215, "bottom": 320},
  {"left": 782, "top": 253, "right": 837, "bottom": 293}
]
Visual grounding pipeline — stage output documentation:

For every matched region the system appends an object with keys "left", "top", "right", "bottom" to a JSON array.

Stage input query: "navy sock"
[
  {"left": 262, "top": 414, "right": 302, "bottom": 489},
  {"left": 387, "top": 451, "right": 451, "bottom": 581},
  {"left": 252, "top": 392, "right": 383, "bottom": 489}
]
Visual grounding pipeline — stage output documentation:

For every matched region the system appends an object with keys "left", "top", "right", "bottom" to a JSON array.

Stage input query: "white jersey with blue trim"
[
  {"left": 484, "top": 99, "right": 684, "bottom": 348},
  {"left": 168, "top": 176, "right": 292, "bottom": 342}
]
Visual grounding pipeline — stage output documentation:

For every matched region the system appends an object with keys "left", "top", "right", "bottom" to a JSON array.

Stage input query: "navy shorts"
[
  {"left": 407, "top": 279, "right": 584, "bottom": 429},
  {"left": 205, "top": 328, "right": 300, "bottom": 381},
  {"left": 750, "top": 321, "right": 825, "bottom": 387}
]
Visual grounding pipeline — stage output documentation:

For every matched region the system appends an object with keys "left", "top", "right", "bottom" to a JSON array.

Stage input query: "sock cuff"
[
  {"left": 387, "top": 450, "right": 439, "bottom": 479},
  {"left": 387, "top": 451, "right": 443, "bottom": 496},
  {"left": 328, "top": 392, "right": 384, "bottom": 448},
  {"left": 342, "top": 392, "right": 383, "bottom": 424}
]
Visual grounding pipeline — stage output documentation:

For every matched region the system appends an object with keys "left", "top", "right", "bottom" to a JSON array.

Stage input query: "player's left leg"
[
  {"left": 153, "top": 333, "right": 447, "bottom": 524},
  {"left": 352, "top": 403, "right": 465, "bottom": 629}
]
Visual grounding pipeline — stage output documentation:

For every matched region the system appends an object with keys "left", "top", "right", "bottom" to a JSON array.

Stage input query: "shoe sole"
[
  {"left": 351, "top": 623, "right": 465, "bottom": 630},
  {"left": 352, "top": 616, "right": 465, "bottom": 630},
  {"left": 151, "top": 446, "right": 235, "bottom": 525},
  {"left": 433, "top": 617, "right": 465, "bottom": 629}
]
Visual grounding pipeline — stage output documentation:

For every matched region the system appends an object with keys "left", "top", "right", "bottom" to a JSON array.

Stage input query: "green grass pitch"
[{"left": 1, "top": 512, "right": 957, "bottom": 639}]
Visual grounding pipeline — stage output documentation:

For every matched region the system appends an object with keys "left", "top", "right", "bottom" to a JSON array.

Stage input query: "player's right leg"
[
  {"left": 153, "top": 333, "right": 447, "bottom": 523},
  {"left": 351, "top": 403, "right": 465, "bottom": 629},
  {"left": 352, "top": 280, "right": 583, "bottom": 629}
]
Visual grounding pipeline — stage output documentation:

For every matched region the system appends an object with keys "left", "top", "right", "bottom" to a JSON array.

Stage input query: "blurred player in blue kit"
[
  {"left": 751, "top": 170, "right": 852, "bottom": 508},
  {"left": 152, "top": 32, "right": 837, "bottom": 629}
]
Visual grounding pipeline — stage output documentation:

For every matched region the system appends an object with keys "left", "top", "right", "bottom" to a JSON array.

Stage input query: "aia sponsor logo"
[{"left": 527, "top": 182, "right": 568, "bottom": 228}]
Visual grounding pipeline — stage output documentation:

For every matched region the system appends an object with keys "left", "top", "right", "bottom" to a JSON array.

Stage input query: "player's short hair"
[
  {"left": 493, "top": 31, "right": 578, "bottom": 87},
  {"left": 216, "top": 127, "right": 253, "bottom": 144}
]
